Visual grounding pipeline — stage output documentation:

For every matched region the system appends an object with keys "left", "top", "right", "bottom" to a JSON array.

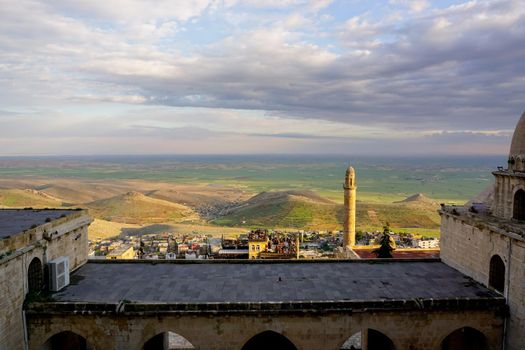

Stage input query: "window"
[
  {"left": 489, "top": 255, "right": 505, "bottom": 293},
  {"left": 513, "top": 189, "right": 525, "bottom": 221},
  {"left": 27, "top": 257, "right": 43, "bottom": 294}
]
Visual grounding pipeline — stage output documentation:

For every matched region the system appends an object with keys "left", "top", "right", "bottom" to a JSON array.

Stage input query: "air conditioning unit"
[{"left": 48, "top": 256, "right": 70, "bottom": 292}]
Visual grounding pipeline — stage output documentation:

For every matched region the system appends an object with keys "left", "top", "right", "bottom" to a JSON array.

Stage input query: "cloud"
[
  {"left": 389, "top": 0, "right": 429, "bottom": 13},
  {"left": 0, "top": 0, "right": 523, "bottom": 155}
]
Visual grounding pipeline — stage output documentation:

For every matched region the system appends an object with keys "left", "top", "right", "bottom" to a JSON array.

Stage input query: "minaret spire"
[{"left": 344, "top": 166, "right": 357, "bottom": 249}]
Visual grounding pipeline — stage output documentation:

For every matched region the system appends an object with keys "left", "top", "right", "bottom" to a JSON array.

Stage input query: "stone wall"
[
  {"left": 0, "top": 211, "right": 92, "bottom": 350},
  {"left": 492, "top": 172, "right": 525, "bottom": 219},
  {"left": 27, "top": 309, "right": 503, "bottom": 350},
  {"left": 440, "top": 212, "right": 525, "bottom": 350}
]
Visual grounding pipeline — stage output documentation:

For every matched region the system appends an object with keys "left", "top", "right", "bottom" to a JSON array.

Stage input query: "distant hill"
[
  {"left": 0, "top": 189, "right": 63, "bottom": 208},
  {"left": 36, "top": 182, "right": 132, "bottom": 204},
  {"left": 214, "top": 190, "right": 441, "bottom": 230},
  {"left": 213, "top": 190, "right": 340, "bottom": 230},
  {"left": 395, "top": 193, "right": 438, "bottom": 207},
  {"left": 148, "top": 185, "right": 249, "bottom": 209},
  {"left": 37, "top": 185, "right": 111, "bottom": 204},
  {"left": 465, "top": 185, "right": 494, "bottom": 207},
  {"left": 357, "top": 202, "right": 440, "bottom": 229},
  {"left": 85, "top": 191, "right": 198, "bottom": 224}
]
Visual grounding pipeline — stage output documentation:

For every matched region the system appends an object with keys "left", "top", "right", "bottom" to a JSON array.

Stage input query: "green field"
[
  {"left": 0, "top": 155, "right": 501, "bottom": 236},
  {"left": 0, "top": 155, "right": 500, "bottom": 204}
]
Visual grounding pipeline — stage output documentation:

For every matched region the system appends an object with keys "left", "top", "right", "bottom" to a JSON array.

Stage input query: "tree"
[{"left": 372, "top": 225, "right": 394, "bottom": 258}]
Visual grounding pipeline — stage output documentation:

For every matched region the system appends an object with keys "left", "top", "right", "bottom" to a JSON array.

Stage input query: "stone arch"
[
  {"left": 340, "top": 331, "right": 362, "bottom": 349},
  {"left": 40, "top": 331, "right": 93, "bottom": 350},
  {"left": 241, "top": 330, "right": 297, "bottom": 350},
  {"left": 339, "top": 329, "right": 395, "bottom": 350},
  {"left": 27, "top": 257, "right": 43, "bottom": 294},
  {"left": 142, "top": 331, "right": 195, "bottom": 350},
  {"left": 489, "top": 254, "right": 505, "bottom": 293},
  {"left": 440, "top": 327, "right": 489, "bottom": 350},
  {"left": 513, "top": 188, "right": 525, "bottom": 220},
  {"left": 366, "top": 329, "right": 395, "bottom": 350}
]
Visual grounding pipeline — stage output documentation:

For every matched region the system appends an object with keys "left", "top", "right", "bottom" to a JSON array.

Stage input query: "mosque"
[{"left": 0, "top": 112, "right": 525, "bottom": 350}]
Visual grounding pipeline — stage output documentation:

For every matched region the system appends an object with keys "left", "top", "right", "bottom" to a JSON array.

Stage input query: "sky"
[{"left": 0, "top": 0, "right": 524, "bottom": 156}]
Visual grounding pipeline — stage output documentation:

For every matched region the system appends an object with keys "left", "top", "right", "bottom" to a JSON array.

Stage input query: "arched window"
[
  {"left": 28, "top": 257, "right": 43, "bottom": 294},
  {"left": 242, "top": 331, "right": 297, "bottom": 350},
  {"left": 441, "top": 327, "right": 488, "bottom": 350},
  {"left": 513, "top": 189, "right": 525, "bottom": 221},
  {"left": 41, "top": 331, "right": 92, "bottom": 350},
  {"left": 489, "top": 255, "right": 505, "bottom": 293},
  {"left": 143, "top": 331, "right": 195, "bottom": 350}
]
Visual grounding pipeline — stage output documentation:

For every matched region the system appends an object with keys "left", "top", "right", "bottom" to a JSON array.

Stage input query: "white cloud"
[
  {"left": 0, "top": 0, "right": 523, "bottom": 155},
  {"left": 390, "top": 0, "right": 429, "bottom": 13}
]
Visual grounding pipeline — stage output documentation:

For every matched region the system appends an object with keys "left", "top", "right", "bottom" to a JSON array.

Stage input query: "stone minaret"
[{"left": 343, "top": 166, "right": 356, "bottom": 249}]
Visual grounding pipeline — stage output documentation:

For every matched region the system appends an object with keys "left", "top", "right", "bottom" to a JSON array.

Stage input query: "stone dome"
[
  {"left": 509, "top": 112, "right": 525, "bottom": 171},
  {"left": 510, "top": 112, "right": 525, "bottom": 157}
]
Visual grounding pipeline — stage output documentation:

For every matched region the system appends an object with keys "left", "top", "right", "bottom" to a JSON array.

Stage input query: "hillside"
[
  {"left": 85, "top": 191, "right": 198, "bottom": 224},
  {"left": 0, "top": 189, "right": 63, "bottom": 208},
  {"left": 213, "top": 191, "right": 340, "bottom": 230},
  {"left": 88, "top": 218, "right": 141, "bottom": 240},
  {"left": 214, "top": 191, "right": 441, "bottom": 231}
]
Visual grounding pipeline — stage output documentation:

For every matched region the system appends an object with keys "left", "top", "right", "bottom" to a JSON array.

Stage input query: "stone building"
[
  {"left": 105, "top": 244, "right": 135, "bottom": 260},
  {"left": 440, "top": 111, "right": 525, "bottom": 350},
  {"left": 247, "top": 229, "right": 268, "bottom": 259},
  {"left": 0, "top": 209, "right": 92, "bottom": 349}
]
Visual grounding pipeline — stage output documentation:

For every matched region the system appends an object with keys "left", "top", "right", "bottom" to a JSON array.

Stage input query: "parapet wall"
[
  {"left": 0, "top": 210, "right": 92, "bottom": 350},
  {"left": 440, "top": 210, "right": 525, "bottom": 350}
]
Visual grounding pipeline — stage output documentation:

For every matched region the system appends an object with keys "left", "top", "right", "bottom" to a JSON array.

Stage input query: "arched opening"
[
  {"left": 489, "top": 255, "right": 505, "bottom": 293},
  {"left": 340, "top": 329, "right": 394, "bottom": 350},
  {"left": 28, "top": 257, "right": 43, "bottom": 294},
  {"left": 41, "top": 331, "right": 93, "bottom": 350},
  {"left": 242, "top": 330, "right": 297, "bottom": 350},
  {"left": 143, "top": 332, "right": 195, "bottom": 350},
  {"left": 513, "top": 189, "right": 525, "bottom": 221},
  {"left": 341, "top": 331, "right": 362, "bottom": 349},
  {"left": 441, "top": 327, "right": 488, "bottom": 350}
]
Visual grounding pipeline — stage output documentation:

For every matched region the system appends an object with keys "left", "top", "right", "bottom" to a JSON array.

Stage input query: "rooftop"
[
  {"left": 106, "top": 244, "right": 134, "bottom": 257},
  {"left": 0, "top": 209, "right": 79, "bottom": 239},
  {"left": 33, "top": 259, "right": 504, "bottom": 315}
]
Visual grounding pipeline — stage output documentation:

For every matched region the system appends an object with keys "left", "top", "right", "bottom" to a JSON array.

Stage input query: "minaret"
[{"left": 344, "top": 166, "right": 357, "bottom": 249}]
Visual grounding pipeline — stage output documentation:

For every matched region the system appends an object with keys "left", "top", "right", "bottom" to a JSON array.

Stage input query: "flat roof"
[
  {"left": 51, "top": 260, "right": 501, "bottom": 310},
  {"left": 107, "top": 245, "right": 134, "bottom": 257},
  {"left": 0, "top": 209, "right": 78, "bottom": 239}
]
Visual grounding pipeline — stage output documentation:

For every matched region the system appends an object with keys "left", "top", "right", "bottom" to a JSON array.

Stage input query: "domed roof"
[{"left": 510, "top": 112, "right": 525, "bottom": 157}]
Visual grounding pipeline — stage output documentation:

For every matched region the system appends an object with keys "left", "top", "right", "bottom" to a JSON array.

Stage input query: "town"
[{"left": 89, "top": 228, "right": 440, "bottom": 260}]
